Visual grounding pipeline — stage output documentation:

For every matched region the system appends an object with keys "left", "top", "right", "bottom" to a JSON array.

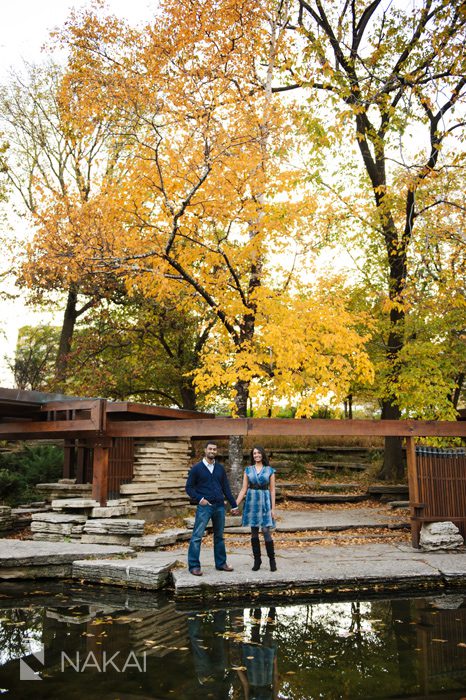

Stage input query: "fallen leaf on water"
[
  {"left": 431, "top": 639, "right": 447, "bottom": 643},
  {"left": 232, "top": 666, "right": 247, "bottom": 671},
  {"left": 457, "top": 643, "right": 466, "bottom": 648}
]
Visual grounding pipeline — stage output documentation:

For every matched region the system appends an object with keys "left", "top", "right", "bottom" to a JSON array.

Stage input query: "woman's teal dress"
[{"left": 241, "top": 465, "right": 275, "bottom": 528}]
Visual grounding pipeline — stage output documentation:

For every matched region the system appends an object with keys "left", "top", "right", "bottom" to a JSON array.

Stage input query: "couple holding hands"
[{"left": 185, "top": 441, "right": 277, "bottom": 576}]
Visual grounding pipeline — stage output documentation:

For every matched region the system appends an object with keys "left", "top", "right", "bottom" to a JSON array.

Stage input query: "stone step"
[
  {"left": 184, "top": 515, "right": 241, "bottom": 530},
  {"left": 72, "top": 552, "right": 182, "bottom": 589},
  {"left": 31, "top": 512, "right": 87, "bottom": 523},
  {"left": 317, "top": 446, "right": 382, "bottom": 453},
  {"left": 52, "top": 498, "right": 99, "bottom": 510},
  {"left": 285, "top": 493, "right": 369, "bottom": 504},
  {"left": 81, "top": 534, "right": 134, "bottom": 545},
  {"left": 131, "top": 529, "right": 192, "bottom": 549},
  {"left": 388, "top": 501, "right": 410, "bottom": 509},
  {"left": 312, "top": 462, "right": 367, "bottom": 471},
  {"left": 367, "top": 485, "right": 409, "bottom": 494},
  {"left": 278, "top": 482, "right": 362, "bottom": 493},
  {"left": 83, "top": 519, "right": 145, "bottom": 535},
  {"left": 0, "top": 538, "right": 133, "bottom": 579}
]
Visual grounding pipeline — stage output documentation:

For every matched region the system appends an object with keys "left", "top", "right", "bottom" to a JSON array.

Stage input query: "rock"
[
  {"left": 0, "top": 506, "right": 12, "bottom": 532},
  {"left": 184, "top": 515, "right": 241, "bottom": 529},
  {"left": 80, "top": 534, "right": 133, "bottom": 545},
  {"left": 0, "top": 538, "right": 133, "bottom": 579},
  {"left": 83, "top": 519, "right": 145, "bottom": 535},
  {"left": 72, "top": 552, "right": 181, "bottom": 589},
  {"left": 420, "top": 521, "right": 464, "bottom": 551},
  {"left": 31, "top": 522, "right": 82, "bottom": 534},
  {"left": 37, "top": 483, "right": 93, "bottom": 502},
  {"left": 52, "top": 498, "right": 99, "bottom": 510},
  {"left": 430, "top": 594, "right": 464, "bottom": 609},
  {"left": 131, "top": 529, "right": 192, "bottom": 549},
  {"left": 90, "top": 503, "right": 137, "bottom": 518},
  {"left": 31, "top": 512, "right": 87, "bottom": 523}
]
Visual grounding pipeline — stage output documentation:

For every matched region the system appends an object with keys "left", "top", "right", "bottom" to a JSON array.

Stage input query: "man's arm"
[
  {"left": 186, "top": 465, "right": 203, "bottom": 503},
  {"left": 221, "top": 467, "right": 238, "bottom": 509}
]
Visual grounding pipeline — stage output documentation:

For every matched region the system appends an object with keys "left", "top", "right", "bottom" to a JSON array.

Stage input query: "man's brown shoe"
[
  {"left": 216, "top": 564, "right": 234, "bottom": 571},
  {"left": 190, "top": 568, "right": 202, "bottom": 576}
]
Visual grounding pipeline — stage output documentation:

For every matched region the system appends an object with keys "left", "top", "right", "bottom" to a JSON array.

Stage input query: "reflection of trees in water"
[
  {"left": 0, "top": 608, "right": 43, "bottom": 661},
  {"left": 268, "top": 599, "right": 415, "bottom": 699},
  {"left": 1, "top": 596, "right": 466, "bottom": 700}
]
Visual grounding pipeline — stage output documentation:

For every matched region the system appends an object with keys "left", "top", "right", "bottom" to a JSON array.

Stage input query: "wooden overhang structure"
[{"left": 1, "top": 387, "right": 465, "bottom": 547}]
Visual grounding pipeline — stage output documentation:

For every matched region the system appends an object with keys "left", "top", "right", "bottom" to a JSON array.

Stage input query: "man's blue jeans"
[{"left": 188, "top": 503, "right": 226, "bottom": 572}]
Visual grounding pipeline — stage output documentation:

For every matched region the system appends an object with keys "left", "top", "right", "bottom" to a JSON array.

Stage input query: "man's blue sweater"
[{"left": 185, "top": 460, "right": 237, "bottom": 508}]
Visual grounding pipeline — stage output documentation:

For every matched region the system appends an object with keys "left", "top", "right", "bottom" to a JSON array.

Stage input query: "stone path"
[
  {"left": 2, "top": 536, "right": 466, "bottom": 605},
  {"left": 172, "top": 543, "right": 466, "bottom": 604}
]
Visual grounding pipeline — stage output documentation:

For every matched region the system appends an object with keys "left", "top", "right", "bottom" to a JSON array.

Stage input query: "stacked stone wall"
[{"left": 120, "top": 438, "right": 192, "bottom": 515}]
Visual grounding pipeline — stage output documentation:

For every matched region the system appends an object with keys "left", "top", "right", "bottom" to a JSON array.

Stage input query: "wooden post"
[
  {"left": 76, "top": 441, "right": 85, "bottom": 484},
  {"left": 406, "top": 436, "right": 420, "bottom": 548},
  {"left": 63, "top": 440, "right": 73, "bottom": 479},
  {"left": 92, "top": 439, "right": 110, "bottom": 507}
]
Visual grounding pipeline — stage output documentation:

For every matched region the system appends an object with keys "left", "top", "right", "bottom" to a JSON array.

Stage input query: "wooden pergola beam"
[
  {"left": 106, "top": 417, "right": 466, "bottom": 439},
  {"left": 0, "top": 399, "right": 107, "bottom": 439}
]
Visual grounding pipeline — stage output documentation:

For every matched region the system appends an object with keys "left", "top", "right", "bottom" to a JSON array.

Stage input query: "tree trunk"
[
  {"left": 54, "top": 287, "right": 79, "bottom": 388},
  {"left": 378, "top": 399, "right": 404, "bottom": 481},
  {"left": 451, "top": 372, "right": 464, "bottom": 409},
  {"left": 228, "top": 378, "right": 249, "bottom": 493},
  {"left": 179, "top": 381, "right": 197, "bottom": 411}
]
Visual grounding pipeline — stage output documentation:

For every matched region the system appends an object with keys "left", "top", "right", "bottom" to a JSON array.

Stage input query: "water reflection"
[{"left": 0, "top": 583, "right": 466, "bottom": 699}]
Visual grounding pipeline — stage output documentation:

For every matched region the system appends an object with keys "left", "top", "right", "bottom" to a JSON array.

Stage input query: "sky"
[{"left": 0, "top": 0, "right": 157, "bottom": 385}]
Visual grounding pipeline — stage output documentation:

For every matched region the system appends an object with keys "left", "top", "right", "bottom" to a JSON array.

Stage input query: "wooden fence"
[
  {"left": 409, "top": 445, "right": 466, "bottom": 546},
  {"left": 64, "top": 437, "right": 134, "bottom": 500}
]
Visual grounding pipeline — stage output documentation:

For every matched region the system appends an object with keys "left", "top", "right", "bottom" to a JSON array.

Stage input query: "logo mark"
[{"left": 20, "top": 646, "right": 44, "bottom": 681}]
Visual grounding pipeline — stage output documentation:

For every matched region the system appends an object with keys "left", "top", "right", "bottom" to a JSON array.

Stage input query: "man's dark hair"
[{"left": 205, "top": 441, "right": 218, "bottom": 449}]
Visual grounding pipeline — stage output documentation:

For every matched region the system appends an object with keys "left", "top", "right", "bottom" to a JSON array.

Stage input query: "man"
[{"left": 186, "top": 441, "right": 239, "bottom": 576}]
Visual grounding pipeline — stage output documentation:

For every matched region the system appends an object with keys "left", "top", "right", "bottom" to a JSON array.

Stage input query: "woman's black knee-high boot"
[
  {"left": 265, "top": 539, "right": 277, "bottom": 571},
  {"left": 251, "top": 536, "right": 262, "bottom": 571}
]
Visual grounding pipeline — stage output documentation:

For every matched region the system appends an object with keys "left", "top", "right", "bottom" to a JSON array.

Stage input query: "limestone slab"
[
  {"left": 31, "top": 512, "right": 87, "bottom": 524},
  {"left": 80, "top": 534, "right": 132, "bottom": 545},
  {"left": 83, "top": 519, "right": 145, "bottom": 535},
  {"left": 52, "top": 498, "right": 99, "bottom": 510},
  {"left": 0, "top": 538, "right": 133, "bottom": 569},
  {"left": 72, "top": 552, "right": 182, "bottom": 589},
  {"left": 131, "top": 529, "right": 192, "bottom": 549},
  {"left": 172, "top": 544, "right": 446, "bottom": 603}
]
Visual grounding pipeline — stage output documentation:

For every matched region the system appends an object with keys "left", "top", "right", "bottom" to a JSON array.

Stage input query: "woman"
[{"left": 236, "top": 446, "right": 277, "bottom": 571}]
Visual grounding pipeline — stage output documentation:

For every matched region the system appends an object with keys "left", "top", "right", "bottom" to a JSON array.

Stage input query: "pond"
[{"left": 0, "top": 582, "right": 466, "bottom": 699}]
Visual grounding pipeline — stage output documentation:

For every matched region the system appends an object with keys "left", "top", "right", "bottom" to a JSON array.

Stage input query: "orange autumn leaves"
[{"left": 19, "top": 0, "right": 374, "bottom": 414}]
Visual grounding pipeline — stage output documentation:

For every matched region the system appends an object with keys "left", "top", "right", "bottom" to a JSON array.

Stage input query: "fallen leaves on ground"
[
  {"left": 163, "top": 525, "right": 410, "bottom": 550},
  {"left": 6, "top": 527, "right": 32, "bottom": 540},
  {"left": 144, "top": 515, "right": 189, "bottom": 535}
]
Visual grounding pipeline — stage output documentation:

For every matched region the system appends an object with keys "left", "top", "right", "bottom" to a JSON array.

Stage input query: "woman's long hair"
[{"left": 250, "top": 445, "right": 269, "bottom": 466}]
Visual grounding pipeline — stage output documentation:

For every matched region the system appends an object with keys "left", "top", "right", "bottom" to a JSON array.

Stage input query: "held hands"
[{"left": 231, "top": 507, "right": 240, "bottom": 516}]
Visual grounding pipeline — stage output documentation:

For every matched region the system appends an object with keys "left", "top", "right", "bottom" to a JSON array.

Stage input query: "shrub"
[{"left": 0, "top": 444, "right": 63, "bottom": 505}]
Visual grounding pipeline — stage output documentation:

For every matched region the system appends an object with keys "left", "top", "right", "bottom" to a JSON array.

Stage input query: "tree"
[
  {"left": 0, "top": 61, "right": 127, "bottom": 387},
  {"left": 275, "top": 0, "right": 466, "bottom": 477},
  {"left": 7, "top": 325, "right": 59, "bottom": 391},
  {"left": 55, "top": 0, "right": 374, "bottom": 485},
  {"left": 64, "top": 294, "right": 215, "bottom": 410}
]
